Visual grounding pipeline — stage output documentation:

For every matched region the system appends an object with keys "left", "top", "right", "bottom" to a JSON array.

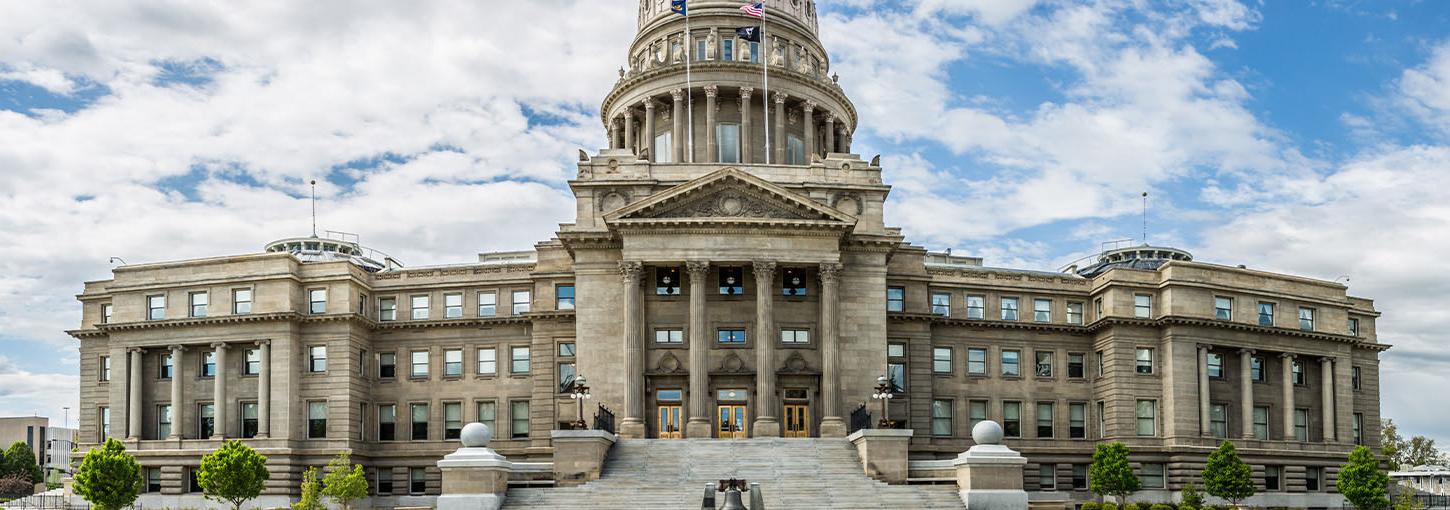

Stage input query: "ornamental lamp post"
[
  {"left": 570, "top": 374, "right": 592, "bottom": 430},
  {"left": 872, "top": 375, "right": 894, "bottom": 428}
]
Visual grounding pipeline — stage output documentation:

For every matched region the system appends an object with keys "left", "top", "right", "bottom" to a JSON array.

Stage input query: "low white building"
[
  {"left": 1391, "top": 465, "right": 1450, "bottom": 496},
  {"left": 44, "top": 427, "right": 77, "bottom": 477}
]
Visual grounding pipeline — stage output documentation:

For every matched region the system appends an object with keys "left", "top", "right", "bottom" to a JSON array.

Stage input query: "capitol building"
[{"left": 69, "top": 1, "right": 1386, "bottom": 508}]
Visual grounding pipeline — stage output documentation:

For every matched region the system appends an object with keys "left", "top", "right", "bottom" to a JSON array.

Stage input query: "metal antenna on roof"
[
  {"left": 310, "top": 180, "right": 318, "bottom": 238},
  {"left": 1141, "top": 191, "right": 1149, "bottom": 245}
]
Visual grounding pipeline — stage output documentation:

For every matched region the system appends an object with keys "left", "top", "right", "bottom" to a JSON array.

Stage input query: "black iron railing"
[
  {"left": 595, "top": 403, "right": 616, "bottom": 434},
  {"left": 848, "top": 403, "right": 871, "bottom": 434}
]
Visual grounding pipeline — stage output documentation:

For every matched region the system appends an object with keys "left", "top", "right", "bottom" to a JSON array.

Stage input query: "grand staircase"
[{"left": 501, "top": 438, "right": 965, "bottom": 509}]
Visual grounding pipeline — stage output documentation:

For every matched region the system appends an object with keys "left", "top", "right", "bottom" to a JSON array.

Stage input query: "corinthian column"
[
  {"left": 818, "top": 262, "right": 846, "bottom": 437},
  {"left": 127, "top": 348, "right": 143, "bottom": 440},
  {"left": 1321, "top": 357, "right": 1335, "bottom": 442},
  {"left": 1198, "top": 345, "right": 1211, "bottom": 436},
  {"left": 1281, "top": 353, "right": 1296, "bottom": 440},
  {"left": 753, "top": 261, "right": 780, "bottom": 437},
  {"left": 169, "top": 345, "right": 185, "bottom": 439},
  {"left": 1239, "top": 349, "right": 1255, "bottom": 440},
  {"left": 823, "top": 113, "right": 836, "bottom": 156},
  {"left": 212, "top": 342, "right": 228, "bottom": 439},
  {"left": 619, "top": 261, "right": 647, "bottom": 438},
  {"left": 802, "top": 102, "right": 817, "bottom": 162},
  {"left": 704, "top": 85, "right": 718, "bottom": 163},
  {"left": 642, "top": 100, "right": 656, "bottom": 161},
  {"left": 773, "top": 92, "right": 787, "bottom": 164},
  {"left": 740, "top": 88, "right": 754, "bottom": 163},
  {"left": 671, "top": 89, "right": 685, "bottom": 163},
  {"left": 623, "top": 109, "right": 636, "bottom": 155},
  {"left": 684, "top": 261, "right": 713, "bottom": 438}
]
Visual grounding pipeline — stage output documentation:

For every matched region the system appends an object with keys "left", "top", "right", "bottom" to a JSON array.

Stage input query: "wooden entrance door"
[
  {"left": 657, "top": 405, "right": 682, "bottom": 439},
  {"left": 783, "top": 404, "right": 810, "bottom": 438},
  {"left": 717, "top": 405, "right": 748, "bottom": 438}
]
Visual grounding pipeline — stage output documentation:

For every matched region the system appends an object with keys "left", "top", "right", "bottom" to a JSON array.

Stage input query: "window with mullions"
[
  {"left": 1069, "top": 403, "right": 1086, "bottom": 438},
  {"left": 478, "top": 291, "right": 497, "bottom": 317},
  {"left": 1251, "top": 356, "right": 1265, "bottom": 382},
  {"left": 159, "top": 353, "right": 173, "bottom": 379},
  {"left": 1299, "top": 307, "right": 1316, "bottom": 331},
  {"left": 656, "top": 328, "right": 684, "bottom": 344},
  {"left": 1037, "top": 402, "right": 1054, "bottom": 438},
  {"left": 719, "top": 267, "right": 744, "bottom": 295},
  {"left": 511, "top": 401, "right": 530, "bottom": 439},
  {"left": 243, "top": 349, "right": 260, "bottom": 375},
  {"left": 654, "top": 132, "right": 673, "bottom": 163},
  {"left": 1001, "top": 297, "right": 1019, "bottom": 321},
  {"left": 511, "top": 346, "right": 531, "bottom": 373},
  {"left": 718, "top": 124, "right": 741, "bottom": 163},
  {"left": 1135, "top": 348, "right": 1154, "bottom": 374},
  {"left": 887, "top": 362, "right": 905, "bottom": 392},
  {"left": 556, "top": 285, "right": 575, "bottom": 310},
  {"left": 967, "top": 348, "right": 987, "bottom": 375},
  {"left": 444, "top": 403, "right": 462, "bottom": 440},
  {"left": 1034, "top": 299, "right": 1051, "bottom": 322},
  {"left": 780, "top": 328, "right": 809, "bottom": 344},
  {"left": 1134, "top": 294, "right": 1153, "bottom": 318},
  {"left": 411, "top": 295, "right": 429, "bottom": 320},
  {"left": 787, "top": 134, "right": 806, "bottom": 165},
  {"left": 477, "top": 401, "right": 496, "bottom": 433},
  {"left": 444, "top": 349, "right": 463, "bottom": 377},
  {"left": 1265, "top": 466, "right": 1282, "bottom": 491},
  {"left": 1207, "top": 352, "right": 1224, "bottom": 379},
  {"left": 1067, "top": 353, "right": 1085, "bottom": 379},
  {"left": 511, "top": 290, "right": 531, "bottom": 314},
  {"left": 969, "top": 400, "right": 987, "bottom": 431},
  {"left": 477, "top": 348, "right": 496, "bottom": 375},
  {"left": 1002, "top": 350, "right": 1021, "bottom": 377},
  {"left": 886, "top": 287, "right": 904, "bottom": 312},
  {"left": 309, "top": 346, "right": 326, "bottom": 373},
  {"left": 1003, "top": 401, "right": 1022, "bottom": 437},
  {"left": 198, "top": 403, "right": 215, "bottom": 438},
  {"left": 409, "top": 467, "right": 426, "bottom": 495},
  {"left": 1035, "top": 351, "right": 1054, "bottom": 378},
  {"left": 1294, "top": 409, "right": 1308, "bottom": 441},
  {"left": 1352, "top": 366, "right": 1361, "bottom": 390},
  {"left": 411, "top": 403, "right": 429, "bottom": 441},
  {"left": 966, "top": 295, "right": 985, "bottom": 319},
  {"left": 202, "top": 351, "right": 216, "bottom": 377},
  {"left": 1072, "top": 464, "right": 1088, "bottom": 490},
  {"left": 379, "top": 297, "right": 396, "bottom": 321},
  {"left": 444, "top": 293, "right": 463, "bottom": 318},
  {"left": 1040, "top": 464, "right": 1056, "bottom": 491},
  {"left": 1348, "top": 317, "right": 1360, "bottom": 336},
  {"left": 1292, "top": 360, "right": 1305, "bottom": 385},
  {"left": 931, "top": 292, "right": 950, "bottom": 316},
  {"left": 722, "top": 38, "right": 735, "bottom": 61},
  {"left": 558, "top": 362, "right": 576, "bottom": 393},
  {"left": 1215, "top": 296, "right": 1233, "bottom": 320},
  {"left": 148, "top": 294, "right": 166, "bottom": 320},
  {"left": 309, "top": 289, "right": 326, "bottom": 315},
  {"left": 1067, "top": 302, "right": 1083, "bottom": 324},
  {"left": 782, "top": 268, "right": 807, "bottom": 296},
  {"left": 1141, "top": 464, "right": 1165, "bottom": 489},
  {"left": 932, "top": 347, "right": 952, "bottom": 374},
  {"left": 102, "top": 303, "right": 113, "bottom": 323},
  {"left": 190, "top": 291, "right": 208, "bottom": 317},
  {"left": 411, "top": 351, "right": 429, "bottom": 378},
  {"left": 1210, "top": 404, "right": 1228, "bottom": 438},
  {"left": 1136, "top": 400, "right": 1156, "bottom": 436},
  {"left": 718, "top": 329, "right": 747, "bottom": 345},
  {"left": 656, "top": 267, "right": 682, "bottom": 295},
  {"left": 1253, "top": 406, "right": 1269, "bottom": 440},
  {"left": 308, "top": 401, "right": 327, "bottom": 438},
  {"left": 1258, "top": 302, "right": 1275, "bottom": 326}
]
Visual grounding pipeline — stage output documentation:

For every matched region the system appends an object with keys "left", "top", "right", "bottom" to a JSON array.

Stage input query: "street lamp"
[
  {"left": 872, "top": 375, "right": 895, "bottom": 428},
  {"left": 569, "top": 374, "right": 592, "bottom": 430}
]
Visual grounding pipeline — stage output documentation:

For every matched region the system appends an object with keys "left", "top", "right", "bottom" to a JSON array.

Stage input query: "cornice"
[
  {"left": 601, "top": 62, "right": 857, "bottom": 129},
  {"left": 90, "top": 312, "right": 304, "bottom": 334}
]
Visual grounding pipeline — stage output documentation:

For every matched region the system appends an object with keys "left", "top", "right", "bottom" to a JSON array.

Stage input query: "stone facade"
[{"left": 69, "top": 1, "right": 1385, "bottom": 507}]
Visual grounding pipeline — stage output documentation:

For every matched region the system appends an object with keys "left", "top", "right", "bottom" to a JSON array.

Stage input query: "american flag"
[{"left": 740, "top": 2, "right": 764, "bottom": 18}]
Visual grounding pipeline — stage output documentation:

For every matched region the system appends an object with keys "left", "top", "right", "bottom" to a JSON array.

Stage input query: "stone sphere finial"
[
  {"left": 460, "top": 422, "right": 492, "bottom": 448},
  {"left": 972, "top": 420, "right": 1004, "bottom": 445}
]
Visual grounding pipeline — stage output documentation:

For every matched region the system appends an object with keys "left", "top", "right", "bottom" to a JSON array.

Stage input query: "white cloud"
[{"left": 1397, "top": 40, "right": 1450, "bottom": 136}]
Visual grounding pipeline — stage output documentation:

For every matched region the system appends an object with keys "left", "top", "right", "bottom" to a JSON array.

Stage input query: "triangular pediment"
[{"left": 605, "top": 168, "right": 856, "bottom": 226}]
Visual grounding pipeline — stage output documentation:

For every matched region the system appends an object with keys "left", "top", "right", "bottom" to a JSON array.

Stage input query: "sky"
[{"left": 0, "top": 0, "right": 1448, "bottom": 445}]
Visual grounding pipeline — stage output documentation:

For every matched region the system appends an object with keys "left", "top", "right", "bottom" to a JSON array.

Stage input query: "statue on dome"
[
  {"left": 670, "top": 34, "right": 684, "bottom": 64},
  {"left": 653, "top": 38, "right": 668, "bottom": 66},
  {"left": 770, "top": 36, "right": 785, "bottom": 67},
  {"left": 707, "top": 28, "right": 718, "bottom": 60}
]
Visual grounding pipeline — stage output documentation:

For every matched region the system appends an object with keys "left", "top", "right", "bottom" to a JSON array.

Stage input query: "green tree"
[
  {"left": 1090, "top": 442, "right": 1141, "bottom": 504},
  {"left": 292, "top": 466, "right": 323, "bottom": 510},
  {"left": 197, "top": 440, "right": 270, "bottom": 510},
  {"left": 1392, "top": 486, "right": 1425, "bottom": 510},
  {"left": 2, "top": 441, "right": 43, "bottom": 485},
  {"left": 321, "top": 451, "right": 368, "bottom": 510},
  {"left": 1338, "top": 446, "right": 1391, "bottom": 510},
  {"left": 1382, "top": 419, "right": 1448, "bottom": 470},
  {"left": 1180, "top": 480, "right": 1205, "bottom": 509},
  {"left": 72, "top": 439, "right": 142, "bottom": 510},
  {"left": 1202, "top": 441, "right": 1255, "bottom": 506}
]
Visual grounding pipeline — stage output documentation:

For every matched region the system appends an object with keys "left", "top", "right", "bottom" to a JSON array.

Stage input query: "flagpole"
[
  {"left": 685, "top": 5, "right": 694, "bottom": 163},
  {"left": 761, "top": 5, "right": 770, "bottom": 165}
]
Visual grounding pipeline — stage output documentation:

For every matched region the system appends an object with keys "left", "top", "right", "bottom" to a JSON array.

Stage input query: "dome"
[
  {"left": 263, "top": 231, "right": 402, "bottom": 272},
  {"left": 1072, "top": 244, "right": 1193, "bottom": 278}
]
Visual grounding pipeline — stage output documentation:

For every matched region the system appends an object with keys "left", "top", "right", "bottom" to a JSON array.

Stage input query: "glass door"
[
  {"left": 784, "top": 404, "right": 810, "bottom": 438},
  {"left": 657, "top": 405, "right": 683, "bottom": 439},
  {"left": 717, "top": 405, "right": 748, "bottom": 439}
]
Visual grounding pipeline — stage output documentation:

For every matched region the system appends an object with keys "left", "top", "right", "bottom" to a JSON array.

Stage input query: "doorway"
[{"left": 718, "top": 405, "right": 748, "bottom": 438}]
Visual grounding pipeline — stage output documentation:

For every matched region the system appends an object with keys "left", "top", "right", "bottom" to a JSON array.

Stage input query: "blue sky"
[{"left": 1, "top": 0, "right": 1449, "bottom": 446}]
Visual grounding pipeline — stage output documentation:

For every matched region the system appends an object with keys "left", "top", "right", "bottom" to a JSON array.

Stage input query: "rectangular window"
[
  {"left": 410, "top": 467, "right": 426, "bottom": 495},
  {"left": 1136, "top": 400, "right": 1156, "bottom": 436},
  {"left": 1040, "top": 464, "right": 1056, "bottom": 491},
  {"left": 99, "top": 407, "right": 110, "bottom": 440},
  {"left": 145, "top": 467, "right": 161, "bottom": 493},
  {"left": 1292, "top": 360, "right": 1305, "bottom": 385},
  {"left": 308, "top": 288, "right": 326, "bottom": 315},
  {"left": 1210, "top": 404, "right": 1228, "bottom": 438},
  {"left": 511, "top": 401, "right": 530, "bottom": 439},
  {"left": 157, "top": 404, "right": 172, "bottom": 439},
  {"left": 1001, "top": 350, "right": 1021, "bottom": 377},
  {"left": 556, "top": 285, "right": 575, "bottom": 310},
  {"left": 159, "top": 353, "right": 173, "bottom": 379},
  {"left": 1003, "top": 401, "right": 1022, "bottom": 438},
  {"left": 1067, "top": 353, "right": 1085, "bottom": 379},
  {"left": 886, "top": 287, "right": 904, "bottom": 312},
  {"left": 1299, "top": 307, "right": 1315, "bottom": 331},
  {"left": 930, "top": 292, "right": 951, "bottom": 316},
  {"left": 379, "top": 352, "right": 396, "bottom": 378},
  {"left": 969, "top": 400, "right": 988, "bottom": 431},
  {"left": 443, "top": 349, "right": 463, "bottom": 377},
  {"left": 444, "top": 403, "right": 462, "bottom": 440},
  {"left": 1215, "top": 296, "right": 1233, "bottom": 320},
  {"left": 1258, "top": 302, "right": 1275, "bottom": 326},
  {"left": 932, "top": 347, "right": 952, "bottom": 374},
  {"left": 1352, "top": 366, "right": 1361, "bottom": 390},
  {"left": 379, "top": 297, "right": 396, "bottom": 321},
  {"left": 478, "top": 291, "right": 497, "bottom": 316},
  {"left": 443, "top": 293, "right": 463, "bottom": 318},
  {"left": 1037, "top": 402, "right": 1055, "bottom": 438},
  {"left": 148, "top": 294, "right": 165, "bottom": 321},
  {"left": 1035, "top": 351, "right": 1054, "bottom": 378},
  {"left": 967, "top": 348, "right": 987, "bottom": 375},
  {"left": 377, "top": 469, "right": 393, "bottom": 495},
  {"left": 1072, "top": 464, "right": 1088, "bottom": 490},
  {"left": 100, "top": 355, "right": 111, "bottom": 381},
  {"left": 1067, "top": 302, "right": 1083, "bottom": 324},
  {"left": 887, "top": 362, "right": 906, "bottom": 392},
  {"left": 655, "top": 328, "right": 684, "bottom": 344},
  {"left": 749, "top": 41, "right": 760, "bottom": 63},
  {"left": 558, "top": 362, "right": 577, "bottom": 392},
  {"left": 378, "top": 404, "right": 396, "bottom": 441},
  {"left": 358, "top": 293, "right": 367, "bottom": 316},
  {"left": 201, "top": 351, "right": 216, "bottom": 377},
  {"left": 782, "top": 268, "right": 808, "bottom": 296},
  {"left": 1134, "top": 294, "right": 1153, "bottom": 318},
  {"left": 411, "top": 351, "right": 429, "bottom": 378},
  {"left": 654, "top": 131, "right": 673, "bottom": 163},
  {"left": 411, "top": 403, "right": 429, "bottom": 440},
  {"left": 780, "top": 328, "right": 809, "bottom": 344},
  {"left": 717, "top": 329, "right": 747, "bottom": 345},
  {"left": 1353, "top": 413, "right": 1363, "bottom": 445},
  {"left": 1142, "top": 464, "right": 1165, "bottom": 489},
  {"left": 469, "top": 347, "right": 493, "bottom": 375},
  {"left": 888, "top": 343, "right": 906, "bottom": 358},
  {"left": 718, "top": 124, "right": 742, "bottom": 163},
  {"left": 1265, "top": 466, "right": 1281, "bottom": 491},
  {"left": 1097, "top": 350, "right": 1106, "bottom": 376},
  {"left": 716, "top": 267, "right": 745, "bottom": 295},
  {"left": 101, "top": 303, "right": 113, "bottom": 323},
  {"left": 308, "top": 401, "right": 327, "bottom": 438},
  {"left": 656, "top": 267, "right": 681, "bottom": 295},
  {"left": 1207, "top": 352, "right": 1224, "bottom": 379},
  {"left": 411, "top": 295, "right": 429, "bottom": 320},
  {"left": 722, "top": 38, "right": 735, "bottom": 61},
  {"left": 1251, "top": 356, "right": 1265, "bottom": 382},
  {"left": 243, "top": 349, "right": 259, "bottom": 375},
  {"left": 1294, "top": 408, "right": 1308, "bottom": 441},
  {"left": 1034, "top": 298, "right": 1051, "bottom": 322},
  {"left": 1253, "top": 406, "right": 1270, "bottom": 440},
  {"left": 188, "top": 468, "right": 202, "bottom": 493},
  {"left": 477, "top": 401, "right": 497, "bottom": 433},
  {"left": 786, "top": 133, "right": 805, "bottom": 165},
  {"left": 511, "top": 290, "right": 531, "bottom": 314},
  {"left": 931, "top": 400, "right": 952, "bottom": 437},
  {"left": 198, "top": 403, "right": 215, "bottom": 438},
  {"left": 1135, "top": 348, "right": 1154, "bottom": 374},
  {"left": 190, "top": 291, "right": 208, "bottom": 317},
  {"left": 1306, "top": 466, "right": 1321, "bottom": 491},
  {"left": 1069, "top": 403, "right": 1086, "bottom": 439},
  {"left": 966, "top": 295, "right": 985, "bottom": 319},
  {"left": 230, "top": 289, "right": 251, "bottom": 315},
  {"left": 695, "top": 38, "right": 706, "bottom": 61},
  {"left": 241, "top": 402, "right": 258, "bottom": 438},
  {"left": 511, "top": 346, "right": 530, "bottom": 373},
  {"left": 1348, "top": 317, "right": 1360, "bottom": 336},
  {"left": 309, "top": 345, "right": 326, "bottom": 373},
  {"left": 1097, "top": 401, "right": 1106, "bottom": 437},
  {"left": 1001, "top": 297, "right": 1019, "bottom": 321}
]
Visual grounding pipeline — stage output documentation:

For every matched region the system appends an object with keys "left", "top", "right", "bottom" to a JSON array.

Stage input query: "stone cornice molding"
[{"left": 889, "top": 313, "right": 1390, "bottom": 351}]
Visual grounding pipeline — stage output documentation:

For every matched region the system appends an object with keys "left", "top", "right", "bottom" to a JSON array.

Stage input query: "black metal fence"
[
  {"left": 848, "top": 403, "right": 871, "bottom": 434},
  {"left": 1413, "top": 493, "right": 1450, "bottom": 508},
  {"left": 594, "top": 403, "right": 616, "bottom": 434},
  {"left": 0, "top": 492, "right": 111, "bottom": 510}
]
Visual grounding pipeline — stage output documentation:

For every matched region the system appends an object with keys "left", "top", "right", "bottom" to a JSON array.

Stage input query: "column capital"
[
  {"left": 127, "top": 347, "right": 146, "bottom": 354},
  {"left": 803, "top": 100, "right": 817, "bottom": 112},
  {"left": 619, "top": 261, "right": 644, "bottom": 283},
  {"left": 739, "top": 87, "right": 754, "bottom": 99},
  {"left": 703, "top": 84, "right": 718, "bottom": 97},
  {"left": 819, "top": 262, "right": 842, "bottom": 283},
  {"left": 752, "top": 260, "right": 777, "bottom": 283},
  {"left": 670, "top": 88, "right": 685, "bottom": 101},
  {"left": 1197, "top": 344, "right": 1212, "bottom": 352},
  {"left": 168, "top": 344, "right": 186, "bottom": 353},
  {"left": 642, "top": 99, "right": 657, "bottom": 111},
  {"left": 685, "top": 260, "right": 711, "bottom": 278},
  {"left": 824, "top": 112, "right": 835, "bottom": 123},
  {"left": 773, "top": 91, "right": 788, "bottom": 104},
  {"left": 210, "top": 341, "right": 228, "bottom": 350},
  {"left": 255, "top": 339, "right": 271, "bottom": 347},
  {"left": 1319, "top": 356, "right": 1337, "bottom": 364},
  {"left": 1238, "top": 348, "right": 1256, "bottom": 355},
  {"left": 1279, "top": 352, "right": 1296, "bottom": 360}
]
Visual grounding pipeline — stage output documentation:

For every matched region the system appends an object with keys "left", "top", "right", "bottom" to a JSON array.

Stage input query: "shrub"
[
  {"left": 1082, "top": 502, "right": 1102, "bottom": 510},
  {"left": 1151, "top": 505, "right": 1175, "bottom": 510},
  {"left": 72, "top": 439, "right": 142, "bottom": 510},
  {"left": 1124, "top": 504, "right": 1140, "bottom": 510},
  {"left": 1177, "top": 505, "right": 1195, "bottom": 510},
  {"left": 321, "top": 452, "right": 368, "bottom": 510},
  {"left": 1181, "top": 481, "right": 1204, "bottom": 509},
  {"left": 1104, "top": 503, "right": 1120, "bottom": 510},
  {"left": 1, "top": 442, "right": 42, "bottom": 487},
  {"left": 0, "top": 474, "right": 34, "bottom": 499},
  {"left": 292, "top": 467, "right": 323, "bottom": 510}
]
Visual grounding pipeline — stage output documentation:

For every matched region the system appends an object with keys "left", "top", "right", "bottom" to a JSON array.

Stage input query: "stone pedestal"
[
  {"left": 437, "top": 423, "right": 512, "bottom": 510},
  {"left": 954, "top": 421, "right": 1028, "bottom": 509},
  {"left": 685, "top": 419, "right": 713, "bottom": 439},
  {"left": 847, "top": 428, "right": 913, "bottom": 484},
  {"left": 551, "top": 429, "right": 616, "bottom": 486},
  {"left": 819, "top": 417, "right": 847, "bottom": 438}
]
